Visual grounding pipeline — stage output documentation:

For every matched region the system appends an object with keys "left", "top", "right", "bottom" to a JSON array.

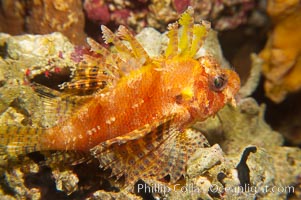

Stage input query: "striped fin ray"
[
  {"left": 0, "top": 125, "right": 44, "bottom": 157},
  {"left": 155, "top": 128, "right": 210, "bottom": 183},
  {"left": 86, "top": 38, "right": 122, "bottom": 74},
  {"left": 34, "top": 84, "right": 92, "bottom": 126},
  {"left": 169, "top": 139, "right": 187, "bottom": 183},
  {"left": 87, "top": 37, "right": 112, "bottom": 59},
  {"left": 90, "top": 117, "right": 210, "bottom": 186},
  {"left": 41, "top": 150, "right": 92, "bottom": 166},
  {"left": 90, "top": 116, "right": 174, "bottom": 184},
  {"left": 125, "top": 128, "right": 208, "bottom": 183},
  {"left": 109, "top": 121, "right": 173, "bottom": 182},
  {"left": 102, "top": 25, "right": 150, "bottom": 74},
  {"left": 117, "top": 25, "right": 150, "bottom": 63},
  {"left": 101, "top": 25, "right": 134, "bottom": 60},
  {"left": 61, "top": 37, "right": 122, "bottom": 93},
  {"left": 61, "top": 67, "right": 108, "bottom": 93},
  {"left": 60, "top": 58, "right": 117, "bottom": 93},
  {"left": 125, "top": 129, "right": 179, "bottom": 184},
  {"left": 155, "top": 130, "right": 180, "bottom": 180},
  {"left": 119, "top": 128, "right": 209, "bottom": 185}
]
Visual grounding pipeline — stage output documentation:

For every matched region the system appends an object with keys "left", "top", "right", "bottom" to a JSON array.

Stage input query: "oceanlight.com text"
[
  {"left": 137, "top": 183, "right": 295, "bottom": 195},
  {"left": 209, "top": 184, "right": 295, "bottom": 194}
]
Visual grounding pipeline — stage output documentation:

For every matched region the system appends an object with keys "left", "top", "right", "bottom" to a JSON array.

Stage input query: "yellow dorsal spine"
[
  {"left": 165, "top": 7, "right": 208, "bottom": 59},
  {"left": 178, "top": 7, "right": 194, "bottom": 56},
  {"left": 190, "top": 24, "right": 207, "bottom": 57},
  {"left": 165, "top": 22, "right": 179, "bottom": 58}
]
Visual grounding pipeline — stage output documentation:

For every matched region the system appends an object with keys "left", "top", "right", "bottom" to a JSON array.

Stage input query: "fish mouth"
[
  {"left": 229, "top": 96, "right": 238, "bottom": 107},
  {"left": 222, "top": 69, "right": 241, "bottom": 107}
]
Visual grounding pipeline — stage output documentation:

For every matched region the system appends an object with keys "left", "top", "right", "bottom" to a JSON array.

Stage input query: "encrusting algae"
[{"left": 0, "top": 8, "right": 240, "bottom": 188}]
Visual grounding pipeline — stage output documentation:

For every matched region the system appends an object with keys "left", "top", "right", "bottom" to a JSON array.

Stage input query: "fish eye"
[{"left": 210, "top": 74, "right": 227, "bottom": 92}]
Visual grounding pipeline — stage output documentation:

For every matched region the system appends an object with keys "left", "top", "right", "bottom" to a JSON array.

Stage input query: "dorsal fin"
[
  {"left": 101, "top": 25, "right": 150, "bottom": 74},
  {"left": 178, "top": 7, "right": 194, "bottom": 55},
  {"left": 117, "top": 25, "right": 150, "bottom": 63},
  {"left": 59, "top": 61, "right": 112, "bottom": 94},
  {"left": 165, "top": 7, "right": 208, "bottom": 59},
  {"left": 60, "top": 25, "right": 154, "bottom": 93},
  {"left": 165, "top": 22, "right": 179, "bottom": 58},
  {"left": 101, "top": 25, "right": 135, "bottom": 60},
  {"left": 60, "top": 37, "right": 122, "bottom": 94}
]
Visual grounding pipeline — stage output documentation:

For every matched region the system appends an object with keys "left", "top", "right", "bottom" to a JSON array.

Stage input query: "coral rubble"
[
  {"left": 0, "top": 20, "right": 300, "bottom": 200},
  {"left": 0, "top": 32, "right": 77, "bottom": 128},
  {"left": 148, "top": 0, "right": 258, "bottom": 31},
  {"left": 83, "top": 0, "right": 259, "bottom": 32}
]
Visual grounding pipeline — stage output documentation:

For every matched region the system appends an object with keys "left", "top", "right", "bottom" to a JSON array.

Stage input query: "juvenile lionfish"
[{"left": 0, "top": 8, "right": 240, "bottom": 186}]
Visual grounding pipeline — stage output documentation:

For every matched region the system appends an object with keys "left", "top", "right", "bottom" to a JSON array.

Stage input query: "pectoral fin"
[
  {"left": 90, "top": 116, "right": 174, "bottom": 183},
  {"left": 91, "top": 115, "right": 209, "bottom": 187}
]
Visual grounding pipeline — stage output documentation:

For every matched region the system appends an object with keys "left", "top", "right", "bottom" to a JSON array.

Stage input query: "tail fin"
[{"left": 0, "top": 125, "right": 44, "bottom": 157}]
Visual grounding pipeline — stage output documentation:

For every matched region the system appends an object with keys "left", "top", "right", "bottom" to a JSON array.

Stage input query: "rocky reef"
[
  {"left": 0, "top": 1, "right": 301, "bottom": 200},
  {"left": 1, "top": 21, "right": 301, "bottom": 199},
  {"left": 82, "top": 0, "right": 262, "bottom": 32}
]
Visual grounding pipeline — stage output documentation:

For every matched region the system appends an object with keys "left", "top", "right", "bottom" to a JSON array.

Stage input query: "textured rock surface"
[
  {"left": 26, "top": 0, "right": 86, "bottom": 45},
  {"left": 0, "top": 0, "right": 86, "bottom": 45},
  {"left": 0, "top": 32, "right": 76, "bottom": 128},
  {"left": 82, "top": 0, "right": 260, "bottom": 33}
]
